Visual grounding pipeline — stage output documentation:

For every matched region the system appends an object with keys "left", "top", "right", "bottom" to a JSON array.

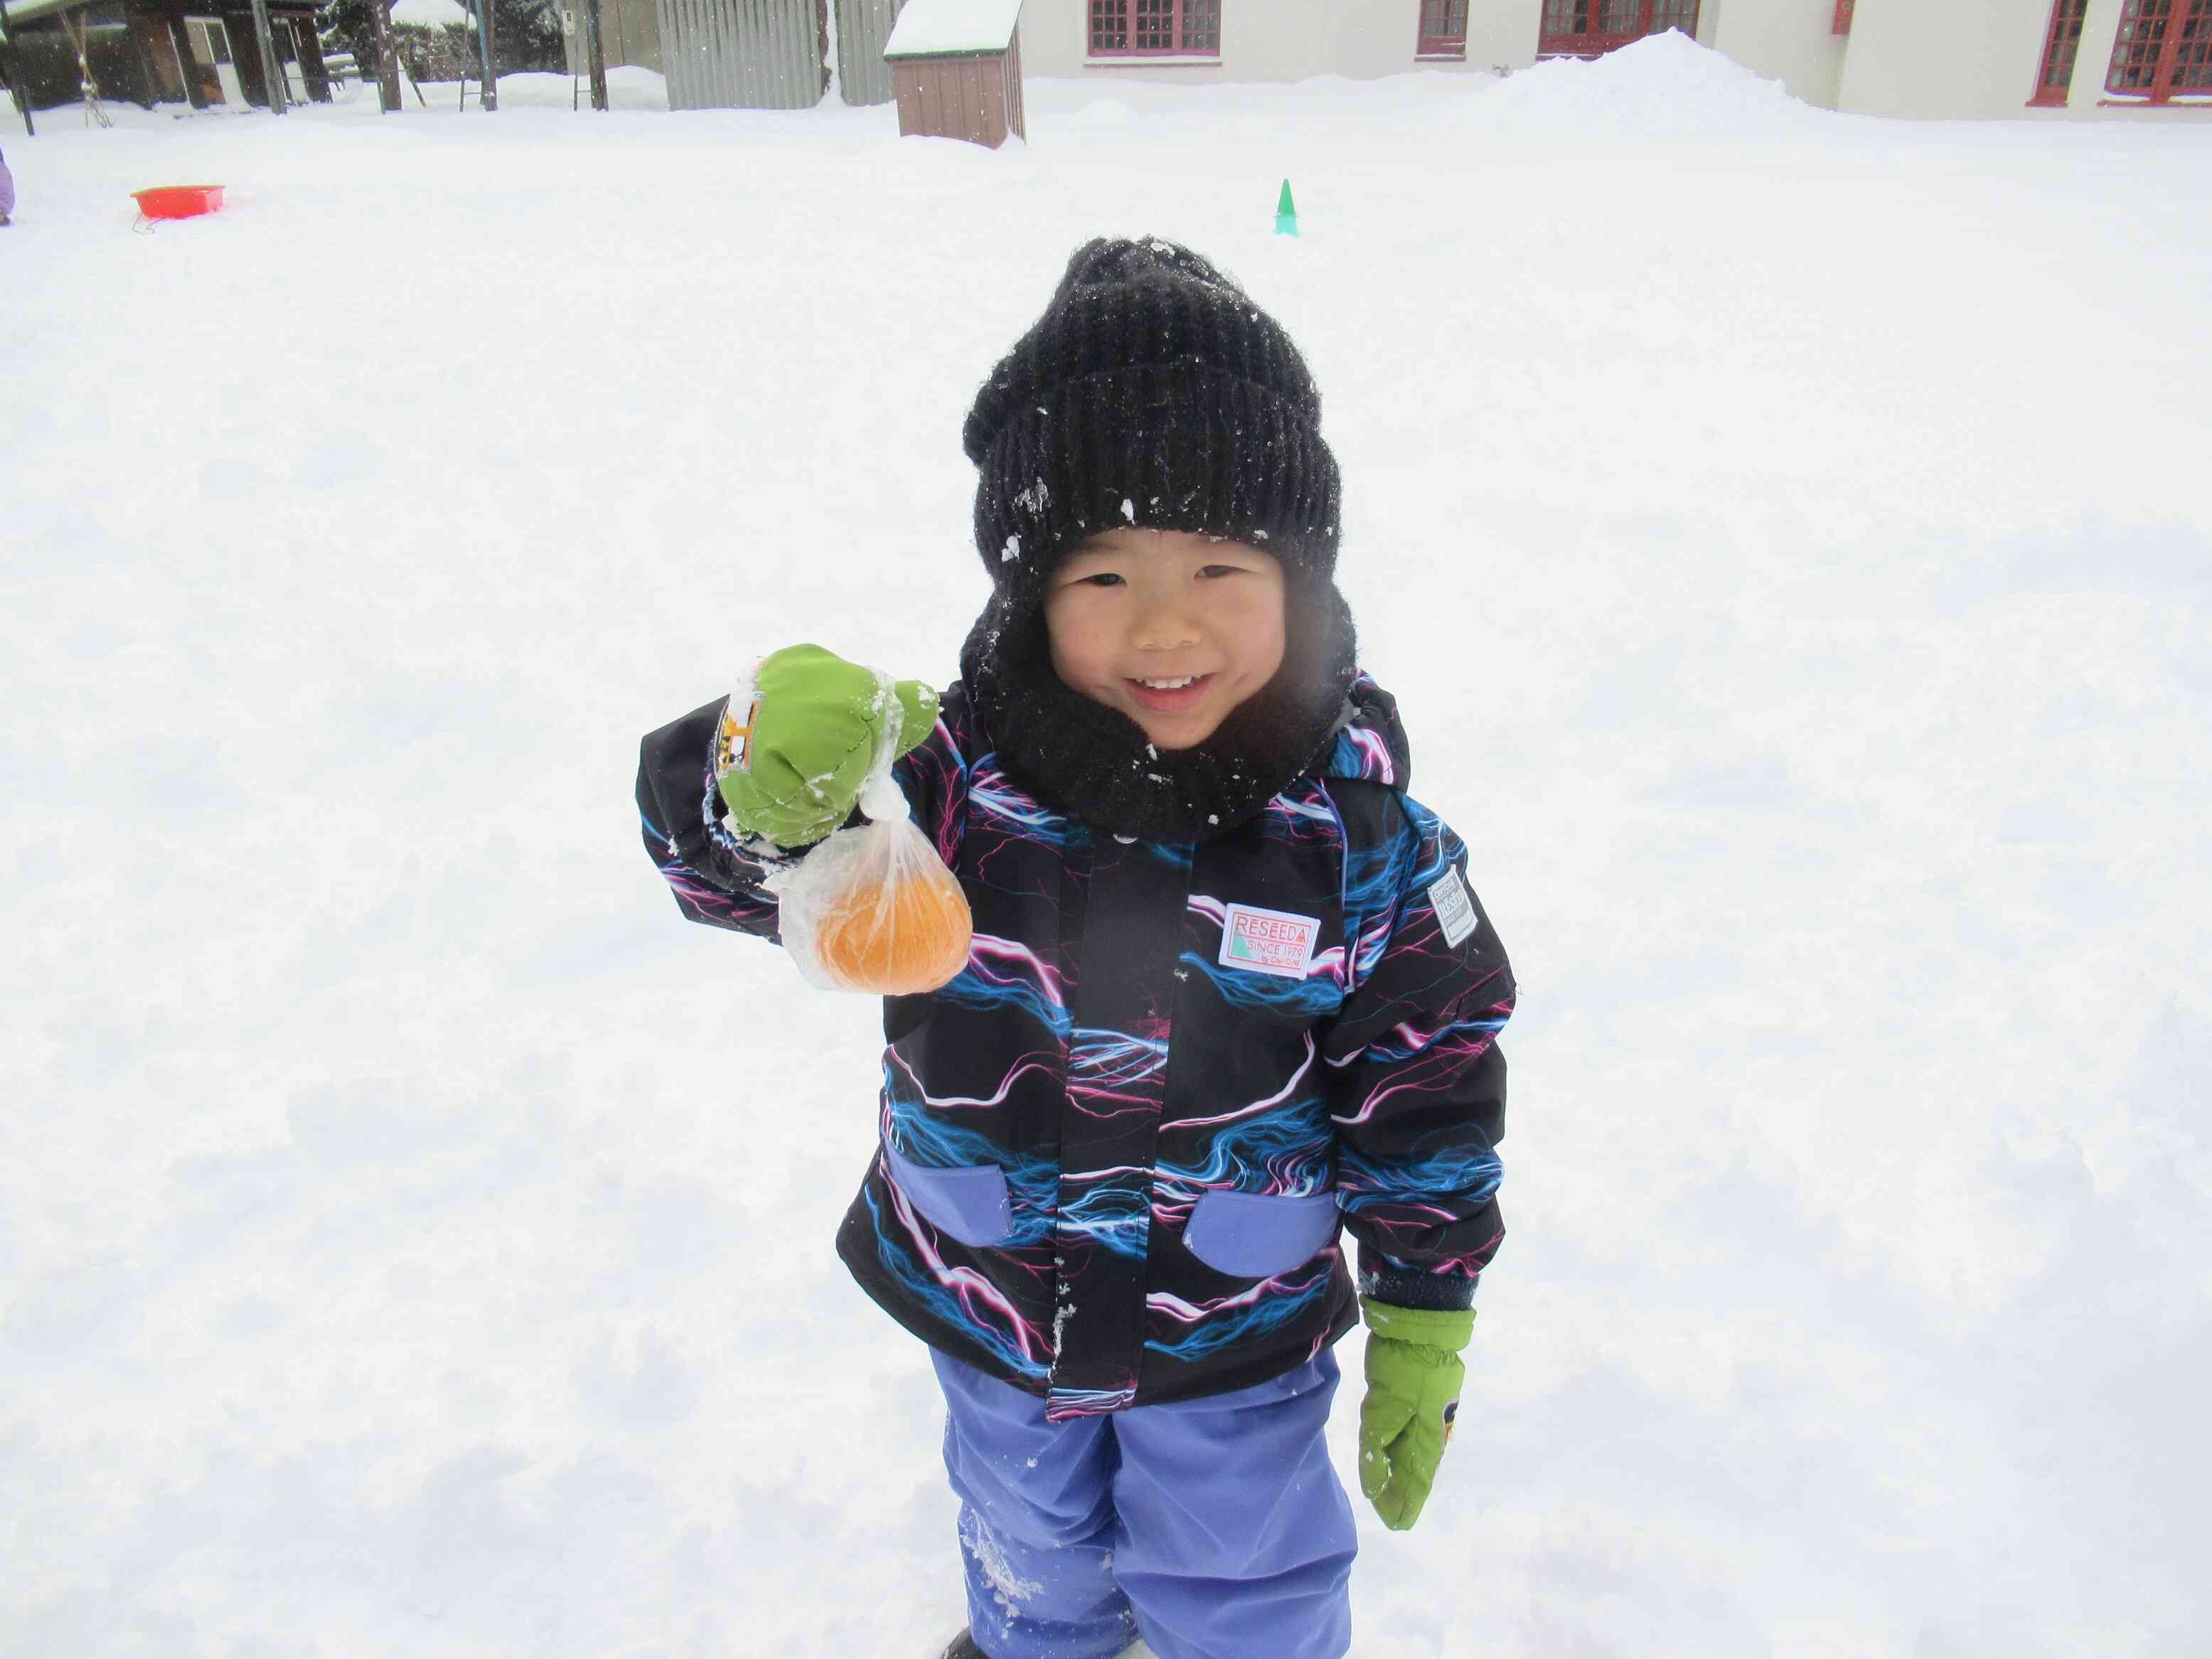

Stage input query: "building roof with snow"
[{"left": 882, "top": 0, "right": 1023, "bottom": 60}]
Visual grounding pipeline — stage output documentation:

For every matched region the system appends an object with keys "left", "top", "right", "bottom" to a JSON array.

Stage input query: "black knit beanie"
[{"left": 958, "top": 237, "right": 1359, "bottom": 842}]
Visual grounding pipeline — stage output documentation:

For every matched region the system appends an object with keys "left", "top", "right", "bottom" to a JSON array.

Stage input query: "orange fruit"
[{"left": 811, "top": 867, "right": 973, "bottom": 995}]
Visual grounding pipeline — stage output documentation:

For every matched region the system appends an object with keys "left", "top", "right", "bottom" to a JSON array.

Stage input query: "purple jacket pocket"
[
  {"left": 1184, "top": 1189, "right": 1341, "bottom": 1279},
  {"left": 885, "top": 1142, "right": 1015, "bottom": 1248}
]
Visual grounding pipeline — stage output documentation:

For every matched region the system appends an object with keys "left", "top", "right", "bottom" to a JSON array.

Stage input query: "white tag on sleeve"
[
  {"left": 1219, "top": 903, "right": 1321, "bottom": 980},
  {"left": 1428, "top": 870, "right": 1478, "bottom": 949}
]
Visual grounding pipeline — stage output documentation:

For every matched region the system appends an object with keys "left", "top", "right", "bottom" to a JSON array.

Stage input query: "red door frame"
[
  {"left": 2104, "top": 0, "right": 2212, "bottom": 102},
  {"left": 2029, "top": 0, "right": 2088, "bottom": 105},
  {"left": 1538, "top": 0, "right": 1701, "bottom": 60}
]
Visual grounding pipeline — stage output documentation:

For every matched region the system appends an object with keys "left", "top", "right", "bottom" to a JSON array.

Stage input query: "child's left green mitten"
[{"left": 1357, "top": 1298, "right": 1475, "bottom": 1532}]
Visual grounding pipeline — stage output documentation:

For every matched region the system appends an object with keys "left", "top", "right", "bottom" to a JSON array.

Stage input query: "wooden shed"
[
  {"left": 883, "top": 0, "right": 1024, "bottom": 147},
  {"left": 1, "top": 0, "right": 327, "bottom": 112}
]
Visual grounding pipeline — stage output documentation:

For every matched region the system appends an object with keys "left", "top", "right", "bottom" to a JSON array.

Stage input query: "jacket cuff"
[
  {"left": 1356, "top": 1247, "right": 1478, "bottom": 1313},
  {"left": 702, "top": 688, "right": 811, "bottom": 870}
]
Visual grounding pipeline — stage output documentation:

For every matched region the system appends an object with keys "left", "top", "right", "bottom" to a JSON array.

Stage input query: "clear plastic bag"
[{"left": 769, "top": 673, "right": 972, "bottom": 996}]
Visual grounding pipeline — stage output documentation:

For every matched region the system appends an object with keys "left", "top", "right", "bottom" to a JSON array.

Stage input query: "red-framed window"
[
  {"left": 2105, "top": 0, "right": 2212, "bottom": 101},
  {"left": 1088, "top": 0, "right": 1221, "bottom": 57},
  {"left": 1539, "top": 0, "right": 1700, "bottom": 59},
  {"left": 2030, "top": 0, "right": 2088, "bottom": 104},
  {"left": 1418, "top": 0, "right": 1469, "bottom": 59},
  {"left": 1832, "top": 0, "right": 1854, "bottom": 33}
]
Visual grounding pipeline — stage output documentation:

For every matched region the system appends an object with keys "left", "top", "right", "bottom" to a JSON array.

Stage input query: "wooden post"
[
  {"left": 247, "top": 0, "right": 285, "bottom": 110},
  {"left": 125, "top": 6, "right": 161, "bottom": 107},
  {"left": 474, "top": 0, "right": 495, "bottom": 108},
  {"left": 166, "top": 10, "right": 205, "bottom": 106},
  {"left": 372, "top": 0, "right": 401, "bottom": 110},
  {"left": 292, "top": 14, "right": 328, "bottom": 100},
  {"left": 0, "top": 0, "right": 36, "bottom": 133},
  {"left": 583, "top": 0, "right": 607, "bottom": 110}
]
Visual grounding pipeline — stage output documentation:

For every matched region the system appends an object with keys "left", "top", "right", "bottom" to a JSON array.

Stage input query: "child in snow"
[
  {"left": 638, "top": 238, "right": 1516, "bottom": 1659},
  {"left": 1, "top": 144, "right": 15, "bottom": 226}
]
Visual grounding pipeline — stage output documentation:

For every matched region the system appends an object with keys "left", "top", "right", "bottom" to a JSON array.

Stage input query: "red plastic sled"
[{"left": 132, "top": 185, "right": 226, "bottom": 220}]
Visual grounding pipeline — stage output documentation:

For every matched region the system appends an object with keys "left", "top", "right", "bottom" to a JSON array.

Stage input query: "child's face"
[{"left": 1042, "top": 528, "right": 1287, "bottom": 752}]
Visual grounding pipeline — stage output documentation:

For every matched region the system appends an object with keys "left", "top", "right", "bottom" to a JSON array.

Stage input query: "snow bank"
[
  {"left": 417, "top": 65, "right": 671, "bottom": 110},
  {"left": 1468, "top": 29, "right": 1822, "bottom": 139},
  {"left": 391, "top": 0, "right": 471, "bottom": 29}
]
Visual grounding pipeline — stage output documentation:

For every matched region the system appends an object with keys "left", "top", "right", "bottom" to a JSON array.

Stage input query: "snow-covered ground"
[{"left": 6, "top": 37, "right": 2211, "bottom": 1658}]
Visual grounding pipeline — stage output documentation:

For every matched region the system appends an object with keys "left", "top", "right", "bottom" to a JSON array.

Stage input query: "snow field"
[{"left": 4, "top": 38, "right": 2211, "bottom": 1658}]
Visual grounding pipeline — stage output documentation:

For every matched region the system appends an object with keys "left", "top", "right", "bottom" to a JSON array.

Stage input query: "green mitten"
[
  {"left": 714, "top": 644, "right": 939, "bottom": 850},
  {"left": 1357, "top": 1298, "right": 1475, "bottom": 1532}
]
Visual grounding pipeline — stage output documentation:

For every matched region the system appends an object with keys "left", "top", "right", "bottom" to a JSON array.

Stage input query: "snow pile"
[
  {"left": 1467, "top": 30, "right": 1822, "bottom": 140},
  {"left": 418, "top": 66, "right": 671, "bottom": 110},
  {"left": 391, "top": 0, "right": 472, "bottom": 29}
]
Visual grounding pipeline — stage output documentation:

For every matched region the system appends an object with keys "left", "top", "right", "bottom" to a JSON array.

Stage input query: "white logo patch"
[
  {"left": 1219, "top": 903, "right": 1321, "bottom": 981},
  {"left": 1429, "top": 870, "right": 1479, "bottom": 949}
]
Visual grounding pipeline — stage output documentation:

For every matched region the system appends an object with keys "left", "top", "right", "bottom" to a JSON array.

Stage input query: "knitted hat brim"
[{"left": 973, "top": 360, "right": 1342, "bottom": 600}]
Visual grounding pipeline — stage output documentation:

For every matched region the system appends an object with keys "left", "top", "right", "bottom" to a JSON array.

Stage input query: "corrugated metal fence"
[
  {"left": 833, "top": 0, "right": 906, "bottom": 106},
  {"left": 658, "top": 0, "right": 822, "bottom": 110},
  {"left": 651, "top": 0, "right": 916, "bottom": 110}
]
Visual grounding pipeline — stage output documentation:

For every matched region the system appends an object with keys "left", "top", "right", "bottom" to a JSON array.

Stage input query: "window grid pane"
[
  {"left": 1420, "top": 0, "right": 1468, "bottom": 36},
  {"left": 2035, "top": 0, "right": 2088, "bottom": 95},
  {"left": 1180, "top": 0, "right": 1218, "bottom": 53},
  {"left": 2177, "top": 0, "right": 2212, "bottom": 90},
  {"left": 1134, "top": 0, "right": 1170, "bottom": 52},
  {"left": 1090, "top": 0, "right": 1219, "bottom": 56},
  {"left": 2107, "top": 0, "right": 2174, "bottom": 92},
  {"left": 1542, "top": 1, "right": 1704, "bottom": 48},
  {"left": 1419, "top": 0, "right": 1469, "bottom": 53},
  {"left": 1089, "top": 0, "right": 1127, "bottom": 52}
]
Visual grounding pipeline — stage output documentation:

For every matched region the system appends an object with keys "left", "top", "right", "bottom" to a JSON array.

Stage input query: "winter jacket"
[{"left": 637, "top": 675, "right": 1514, "bottom": 1419}]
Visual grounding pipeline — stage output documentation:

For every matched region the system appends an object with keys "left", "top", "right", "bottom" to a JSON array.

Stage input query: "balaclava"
[{"left": 957, "top": 236, "right": 1358, "bottom": 841}]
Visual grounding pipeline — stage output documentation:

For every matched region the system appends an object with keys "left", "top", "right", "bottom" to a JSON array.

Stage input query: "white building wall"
[
  {"left": 1012, "top": 0, "right": 2212, "bottom": 118},
  {"left": 2066, "top": 0, "right": 2125, "bottom": 105},
  {"left": 1016, "top": 0, "right": 1508, "bottom": 83},
  {"left": 1836, "top": 0, "right": 2054, "bottom": 117},
  {"left": 1464, "top": 0, "right": 1542, "bottom": 75},
  {"left": 1699, "top": 0, "right": 1848, "bottom": 106}
]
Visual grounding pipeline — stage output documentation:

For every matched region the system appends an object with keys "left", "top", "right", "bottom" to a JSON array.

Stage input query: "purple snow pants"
[{"left": 933, "top": 1348, "right": 1357, "bottom": 1659}]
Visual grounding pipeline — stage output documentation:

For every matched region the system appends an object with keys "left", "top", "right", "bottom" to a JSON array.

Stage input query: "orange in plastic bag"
[{"left": 771, "top": 676, "right": 972, "bottom": 996}]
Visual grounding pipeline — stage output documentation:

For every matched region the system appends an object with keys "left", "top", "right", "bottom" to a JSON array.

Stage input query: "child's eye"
[
  {"left": 1081, "top": 573, "right": 1126, "bottom": 588},
  {"left": 1197, "top": 565, "right": 1246, "bottom": 579}
]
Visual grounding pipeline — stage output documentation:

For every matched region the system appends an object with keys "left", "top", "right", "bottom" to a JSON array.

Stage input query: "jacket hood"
[{"left": 1317, "top": 672, "right": 1413, "bottom": 793}]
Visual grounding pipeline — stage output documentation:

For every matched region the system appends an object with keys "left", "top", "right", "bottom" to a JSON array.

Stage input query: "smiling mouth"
[{"left": 1126, "top": 673, "right": 1214, "bottom": 713}]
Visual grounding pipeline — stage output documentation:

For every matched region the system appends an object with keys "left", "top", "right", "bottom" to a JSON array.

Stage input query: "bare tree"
[{"left": 373, "top": 0, "right": 400, "bottom": 110}]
